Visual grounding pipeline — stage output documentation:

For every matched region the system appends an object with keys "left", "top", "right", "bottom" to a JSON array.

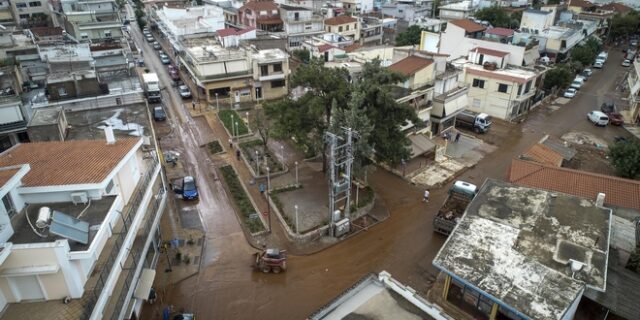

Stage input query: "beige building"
[
  {"left": 324, "top": 15, "right": 360, "bottom": 42},
  {"left": 61, "top": 0, "right": 123, "bottom": 42}
]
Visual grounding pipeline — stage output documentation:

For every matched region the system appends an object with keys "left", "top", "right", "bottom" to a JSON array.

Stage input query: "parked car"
[
  {"left": 152, "top": 41, "right": 161, "bottom": 50},
  {"left": 622, "top": 59, "right": 632, "bottom": 67},
  {"left": 169, "top": 69, "right": 180, "bottom": 82},
  {"left": 587, "top": 110, "right": 609, "bottom": 126},
  {"left": 153, "top": 106, "right": 166, "bottom": 121},
  {"left": 160, "top": 54, "right": 170, "bottom": 64},
  {"left": 631, "top": 39, "right": 638, "bottom": 47},
  {"left": 145, "top": 35, "right": 154, "bottom": 42},
  {"left": 608, "top": 112, "right": 624, "bottom": 125},
  {"left": 570, "top": 78, "right": 584, "bottom": 90},
  {"left": 593, "top": 61, "right": 604, "bottom": 69},
  {"left": 563, "top": 88, "right": 577, "bottom": 98},
  {"left": 181, "top": 176, "right": 199, "bottom": 200},
  {"left": 178, "top": 84, "right": 192, "bottom": 99}
]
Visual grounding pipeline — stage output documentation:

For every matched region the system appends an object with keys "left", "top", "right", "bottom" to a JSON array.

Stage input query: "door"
[
  {"left": 255, "top": 87, "right": 262, "bottom": 100},
  {"left": 12, "top": 276, "right": 45, "bottom": 301},
  {"left": 235, "top": 91, "right": 240, "bottom": 103}
]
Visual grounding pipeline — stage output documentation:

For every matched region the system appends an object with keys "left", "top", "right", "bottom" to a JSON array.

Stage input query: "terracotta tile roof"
[
  {"left": 449, "top": 19, "right": 486, "bottom": 33},
  {"left": 317, "top": 44, "right": 336, "bottom": 53},
  {"left": 30, "top": 27, "right": 63, "bottom": 37},
  {"left": 325, "top": 15, "right": 357, "bottom": 26},
  {"left": 216, "top": 27, "right": 256, "bottom": 37},
  {"left": 0, "top": 168, "right": 19, "bottom": 188},
  {"left": 485, "top": 27, "right": 515, "bottom": 37},
  {"left": 388, "top": 56, "right": 434, "bottom": 76},
  {"left": 521, "top": 143, "right": 564, "bottom": 167},
  {"left": 343, "top": 43, "right": 361, "bottom": 53},
  {"left": 241, "top": 0, "right": 278, "bottom": 12},
  {"left": 0, "top": 139, "right": 140, "bottom": 187},
  {"left": 568, "top": 0, "right": 595, "bottom": 8},
  {"left": 472, "top": 47, "right": 509, "bottom": 57},
  {"left": 507, "top": 158, "right": 640, "bottom": 210},
  {"left": 256, "top": 17, "right": 283, "bottom": 24},
  {"left": 600, "top": 2, "right": 632, "bottom": 14}
]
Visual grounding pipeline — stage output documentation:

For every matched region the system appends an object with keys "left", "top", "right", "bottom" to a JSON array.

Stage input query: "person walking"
[
  {"left": 423, "top": 190, "right": 430, "bottom": 202},
  {"left": 455, "top": 132, "right": 461, "bottom": 143},
  {"left": 192, "top": 101, "right": 196, "bottom": 110}
]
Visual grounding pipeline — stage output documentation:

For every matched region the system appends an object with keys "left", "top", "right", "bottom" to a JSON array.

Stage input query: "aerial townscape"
[{"left": 0, "top": 0, "right": 640, "bottom": 318}]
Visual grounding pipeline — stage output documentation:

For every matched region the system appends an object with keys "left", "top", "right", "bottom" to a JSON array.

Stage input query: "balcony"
[
  {"left": 434, "top": 84, "right": 469, "bottom": 103},
  {"left": 284, "top": 15, "right": 323, "bottom": 23}
]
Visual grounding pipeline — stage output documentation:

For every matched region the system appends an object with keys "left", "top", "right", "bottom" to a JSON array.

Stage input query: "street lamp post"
[
  {"left": 215, "top": 93, "right": 219, "bottom": 111},
  {"left": 266, "top": 167, "right": 271, "bottom": 193},
  {"left": 255, "top": 150, "right": 260, "bottom": 175},
  {"left": 231, "top": 115, "right": 235, "bottom": 141},
  {"left": 280, "top": 145, "right": 285, "bottom": 166},
  {"left": 295, "top": 204, "right": 299, "bottom": 234},
  {"left": 294, "top": 161, "right": 299, "bottom": 187},
  {"left": 235, "top": 121, "right": 239, "bottom": 138},
  {"left": 245, "top": 111, "right": 249, "bottom": 129}
]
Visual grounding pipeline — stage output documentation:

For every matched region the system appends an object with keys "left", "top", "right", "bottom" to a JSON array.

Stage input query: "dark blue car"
[{"left": 182, "top": 176, "right": 198, "bottom": 200}]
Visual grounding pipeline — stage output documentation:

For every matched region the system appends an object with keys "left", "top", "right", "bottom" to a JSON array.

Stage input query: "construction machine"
[{"left": 253, "top": 248, "right": 287, "bottom": 273}]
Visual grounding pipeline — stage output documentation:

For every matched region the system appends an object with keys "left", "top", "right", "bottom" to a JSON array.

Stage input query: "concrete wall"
[
  {"left": 440, "top": 25, "right": 526, "bottom": 66},
  {"left": 520, "top": 11, "right": 554, "bottom": 33},
  {"left": 410, "top": 64, "right": 435, "bottom": 89}
]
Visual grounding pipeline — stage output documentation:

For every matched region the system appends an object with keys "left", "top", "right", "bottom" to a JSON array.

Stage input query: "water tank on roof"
[{"left": 36, "top": 207, "right": 51, "bottom": 229}]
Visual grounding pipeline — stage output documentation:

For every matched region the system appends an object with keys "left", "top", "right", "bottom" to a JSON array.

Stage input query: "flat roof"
[
  {"left": 27, "top": 107, "right": 62, "bottom": 127},
  {"left": 433, "top": 179, "right": 611, "bottom": 320},
  {"left": 9, "top": 196, "right": 117, "bottom": 250}
]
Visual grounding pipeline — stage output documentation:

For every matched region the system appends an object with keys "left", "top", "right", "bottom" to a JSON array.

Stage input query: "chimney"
[
  {"left": 104, "top": 126, "right": 116, "bottom": 144},
  {"left": 595, "top": 193, "right": 605, "bottom": 207}
]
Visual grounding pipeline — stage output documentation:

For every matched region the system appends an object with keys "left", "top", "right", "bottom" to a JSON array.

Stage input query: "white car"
[
  {"left": 563, "top": 88, "right": 577, "bottom": 98},
  {"left": 593, "top": 61, "right": 603, "bottom": 69},
  {"left": 178, "top": 85, "right": 191, "bottom": 99},
  {"left": 587, "top": 110, "right": 609, "bottom": 126},
  {"left": 622, "top": 59, "right": 631, "bottom": 67},
  {"left": 570, "top": 79, "right": 583, "bottom": 90}
]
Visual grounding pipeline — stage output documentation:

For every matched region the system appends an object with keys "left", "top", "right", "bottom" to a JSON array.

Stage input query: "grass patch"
[
  {"left": 206, "top": 140, "right": 223, "bottom": 154},
  {"left": 219, "top": 165, "right": 264, "bottom": 233},
  {"left": 219, "top": 110, "right": 249, "bottom": 135}
]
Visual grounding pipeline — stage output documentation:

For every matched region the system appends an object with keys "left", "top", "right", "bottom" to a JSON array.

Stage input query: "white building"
[
  {"left": 342, "top": 0, "right": 374, "bottom": 14},
  {"left": 381, "top": 3, "right": 431, "bottom": 22},
  {"left": 519, "top": 9, "right": 555, "bottom": 34},
  {"left": 279, "top": 4, "right": 324, "bottom": 50},
  {"left": 154, "top": 6, "right": 225, "bottom": 52},
  {"left": 0, "top": 136, "right": 166, "bottom": 320},
  {"left": 438, "top": 0, "right": 475, "bottom": 21}
]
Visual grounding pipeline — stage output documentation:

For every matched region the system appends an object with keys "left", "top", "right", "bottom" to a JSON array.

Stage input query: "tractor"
[{"left": 253, "top": 248, "right": 287, "bottom": 273}]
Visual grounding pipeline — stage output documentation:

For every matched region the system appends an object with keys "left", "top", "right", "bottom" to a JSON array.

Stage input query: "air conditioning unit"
[{"left": 71, "top": 192, "right": 88, "bottom": 205}]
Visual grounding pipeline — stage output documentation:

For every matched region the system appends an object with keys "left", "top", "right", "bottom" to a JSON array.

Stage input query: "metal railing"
[{"left": 80, "top": 158, "right": 159, "bottom": 319}]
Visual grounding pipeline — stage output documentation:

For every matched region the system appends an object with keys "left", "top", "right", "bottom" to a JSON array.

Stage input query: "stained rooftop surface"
[{"left": 433, "top": 179, "right": 611, "bottom": 320}]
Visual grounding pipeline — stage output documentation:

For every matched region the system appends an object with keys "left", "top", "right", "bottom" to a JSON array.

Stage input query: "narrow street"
[{"left": 129, "top": 10, "right": 634, "bottom": 318}]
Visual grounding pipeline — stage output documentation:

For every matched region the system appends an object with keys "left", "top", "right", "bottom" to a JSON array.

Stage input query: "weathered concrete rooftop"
[{"left": 433, "top": 179, "right": 611, "bottom": 320}]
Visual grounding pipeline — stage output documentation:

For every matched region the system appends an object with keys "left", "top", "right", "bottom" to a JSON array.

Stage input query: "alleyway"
[{"left": 130, "top": 8, "right": 635, "bottom": 317}]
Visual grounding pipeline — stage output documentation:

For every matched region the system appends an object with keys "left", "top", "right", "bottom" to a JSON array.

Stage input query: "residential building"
[
  {"left": 309, "top": 271, "right": 450, "bottom": 320},
  {"left": 626, "top": 59, "right": 640, "bottom": 125},
  {"left": 0, "top": 67, "right": 29, "bottom": 153},
  {"left": 599, "top": 2, "right": 633, "bottom": 16},
  {"left": 567, "top": 0, "right": 596, "bottom": 14},
  {"left": 9, "top": 0, "right": 55, "bottom": 28},
  {"left": 342, "top": 0, "right": 373, "bottom": 14},
  {"left": 279, "top": 4, "right": 324, "bottom": 50},
  {"left": 0, "top": 0, "right": 14, "bottom": 28},
  {"left": 178, "top": 35, "right": 289, "bottom": 104},
  {"left": 324, "top": 15, "right": 360, "bottom": 42},
  {"left": 0, "top": 135, "right": 166, "bottom": 320},
  {"left": 153, "top": 5, "right": 225, "bottom": 53},
  {"left": 456, "top": 54, "right": 541, "bottom": 121},
  {"left": 360, "top": 16, "right": 383, "bottom": 46},
  {"left": 238, "top": 0, "right": 283, "bottom": 32},
  {"left": 59, "top": 0, "right": 123, "bottom": 42},
  {"left": 436, "top": 19, "right": 540, "bottom": 66},
  {"left": 412, "top": 18, "right": 447, "bottom": 33},
  {"left": 433, "top": 179, "right": 611, "bottom": 320},
  {"left": 519, "top": 9, "right": 555, "bottom": 35},
  {"left": 381, "top": 2, "right": 431, "bottom": 22},
  {"left": 302, "top": 36, "right": 347, "bottom": 62},
  {"left": 533, "top": 26, "right": 583, "bottom": 58},
  {"left": 438, "top": 0, "right": 475, "bottom": 21},
  {"left": 477, "top": 0, "right": 530, "bottom": 8}
]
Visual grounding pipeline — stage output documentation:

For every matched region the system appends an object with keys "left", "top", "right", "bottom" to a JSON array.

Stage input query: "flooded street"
[{"left": 129, "top": 10, "right": 634, "bottom": 318}]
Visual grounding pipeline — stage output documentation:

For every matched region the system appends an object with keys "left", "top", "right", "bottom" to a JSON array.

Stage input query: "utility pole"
[{"left": 325, "top": 127, "right": 357, "bottom": 237}]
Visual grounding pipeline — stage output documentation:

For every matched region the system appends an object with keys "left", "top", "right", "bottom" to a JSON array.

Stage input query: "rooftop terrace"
[
  {"left": 434, "top": 179, "right": 611, "bottom": 320},
  {"left": 182, "top": 36, "right": 248, "bottom": 62}
]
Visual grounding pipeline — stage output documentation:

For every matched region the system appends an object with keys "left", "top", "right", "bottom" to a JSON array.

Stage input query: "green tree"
[
  {"left": 354, "top": 60, "right": 420, "bottom": 165},
  {"left": 543, "top": 65, "right": 572, "bottom": 90},
  {"left": 292, "top": 48, "right": 310, "bottom": 63},
  {"left": 395, "top": 25, "right": 424, "bottom": 46},
  {"left": 570, "top": 36, "right": 601, "bottom": 67},
  {"left": 474, "top": 5, "right": 512, "bottom": 28},
  {"left": 329, "top": 95, "right": 373, "bottom": 178},
  {"left": 609, "top": 12, "right": 640, "bottom": 42},
  {"left": 608, "top": 140, "right": 640, "bottom": 179}
]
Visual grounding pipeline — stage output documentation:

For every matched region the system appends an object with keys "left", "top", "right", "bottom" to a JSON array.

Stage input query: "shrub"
[
  {"left": 219, "top": 166, "right": 265, "bottom": 233},
  {"left": 207, "top": 140, "right": 223, "bottom": 154},
  {"left": 219, "top": 110, "right": 249, "bottom": 135}
]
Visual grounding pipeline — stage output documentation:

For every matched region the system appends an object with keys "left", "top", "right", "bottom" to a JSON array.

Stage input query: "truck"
[
  {"left": 455, "top": 110, "right": 492, "bottom": 133},
  {"left": 142, "top": 73, "right": 161, "bottom": 103},
  {"left": 433, "top": 181, "right": 478, "bottom": 236}
]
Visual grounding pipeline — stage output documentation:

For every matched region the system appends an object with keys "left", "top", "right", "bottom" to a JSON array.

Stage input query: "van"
[
  {"left": 597, "top": 51, "right": 608, "bottom": 62},
  {"left": 570, "top": 77, "right": 584, "bottom": 89}
]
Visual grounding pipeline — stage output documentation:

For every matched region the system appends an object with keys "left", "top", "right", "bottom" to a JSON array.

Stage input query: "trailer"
[{"left": 433, "top": 181, "right": 477, "bottom": 236}]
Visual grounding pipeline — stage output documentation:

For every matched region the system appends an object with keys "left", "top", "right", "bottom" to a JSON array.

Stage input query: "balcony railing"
[{"left": 80, "top": 157, "right": 160, "bottom": 318}]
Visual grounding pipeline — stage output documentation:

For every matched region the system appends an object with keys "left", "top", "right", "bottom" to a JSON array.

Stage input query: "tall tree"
[
  {"left": 395, "top": 25, "right": 424, "bottom": 46},
  {"left": 609, "top": 140, "right": 640, "bottom": 179},
  {"left": 354, "top": 60, "right": 420, "bottom": 166},
  {"left": 542, "top": 65, "right": 572, "bottom": 90},
  {"left": 474, "top": 5, "right": 512, "bottom": 28},
  {"left": 329, "top": 95, "right": 373, "bottom": 178}
]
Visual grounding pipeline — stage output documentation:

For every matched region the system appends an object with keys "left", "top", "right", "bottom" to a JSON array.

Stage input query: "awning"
[
  {"left": 523, "top": 49, "right": 540, "bottom": 66},
  {"left": 408, "top": 134, "right": 436, "bottom": 159},
  {"left": 134, "top": 268, "right": 156, "bottom": 300}
]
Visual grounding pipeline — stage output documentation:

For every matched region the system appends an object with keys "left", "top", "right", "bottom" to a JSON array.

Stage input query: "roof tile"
[
  {"left": 325, "top": 15, "right": 357, "bottom": 26},
  {"left": 521, "top": 143, "right": 564, "bottom": 167},
  {"left": 449, "top": 19, "right": 486, "bottom": 33},
  {"left": 0, "top": 139, "right": 140, "bottom": 187},
  {"left": 388, "top": 56, "right": 433, "bottom": 76}
]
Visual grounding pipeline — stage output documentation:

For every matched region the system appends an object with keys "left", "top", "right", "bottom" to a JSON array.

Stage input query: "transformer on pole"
[{"left": 325, "top": 127, "right": 357, "bottom": 237}]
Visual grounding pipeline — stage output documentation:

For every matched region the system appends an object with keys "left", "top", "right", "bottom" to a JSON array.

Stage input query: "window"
[
  {"left": 273, "top": 63, "right": 282, "bottom": 72},
  {"left": 346, "top": 25, "right": 349, "bottom": 31},
  {"left": 498, "top": 83, "right": 508, "bottom": 93},
  {"left": 525, "top": 80, "right": 532, "bottom": 93},
  {"left": 240, "top": 89, "right": 251, "bottom": 96},
  {"left": 260, "top": 65, "right": 269, "bottom": 76},
  {"left": 81, "top": 32, "right": 88, "bottom": 39},
  {"left": 260, "top": 10, "right": 267, "bottom": 15},
  {"left": 58, "top": 87, "right": 67, "bottom": 96},
  {"left": 339, "top": 26, "right": 343, "bottom": 32},
  {"left": 210, "top": 87, "right": 230, "bottom": 97},
  {"left": 104, "top": 30, "right": 112, "bottom": 38},
  {"left": 271, "top": 80, "right": 285, "bottom": 88},
  {"left": 2, "top": 193, "right": 16, "bottom": 218},
  {"left": 271, "top": 10, "right": 277, "bottom": 14},
  {"left": 16, "top": 3, "right": 27, "bottom": 8},
  {"left": 19, "top": 14, "right": 29, "bottom": 19},
  {"left": 472, "top": 78, "right": 485, "bottom": 88},
  {"left": 354, "top": 23, "right": 357, "bottom": 29},
  {"left": 294, "top": 12, "right": 299, "bottom": 21},
  {"left": 517, "top": 84, "right": 522, "bottom": 96},
  {"left": 28, "top": 1, "right": 40, "bottom": 6}
]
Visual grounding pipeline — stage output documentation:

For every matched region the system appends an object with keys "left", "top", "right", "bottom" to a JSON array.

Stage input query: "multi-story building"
[
  {"left": 360, "top": 16, "right": 383, "bottom": 46},
  {"left": 279, "top": 5, "right": 324, "bottom": 51},
  {"left": 59, "top": 0, "right": 123, "bottom": 42},
  {"left": 0, "top": 67, "right": 29, "bottom": 153},
  {"left": 153, "top": 5, "right": 225, "bottom": 54},
  {"left": 342, "top": 0, "right": 373, "bottom": 14},
  {"left": 626, "top": 59, "right": 640, "bottom": 125},
  {"left": 179, "top": 34, "right": 289, "bottom": 105},
  {"left": 324, "top": 15, "right": 360, "bottom": 42},
  {"left": 238, "top": 0, "right": 283, "bottom": 32},
  {"left": 0, "top": 133, "right": 166, "bottom": 320},
  {"left": 519, "top": 9, "right": 555, "bottom": 34},
  {"left": 0, "top": 0, "right": 15, "bottom": 28},
  {"left": 438, "top": 0, "right": 474, "bottom": 21},
  {"left": 381, "top": 3, "right": 431, "bottom": 22},
  {"left": 9, "top": 0, "right": 55, "bottom": 28}
]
